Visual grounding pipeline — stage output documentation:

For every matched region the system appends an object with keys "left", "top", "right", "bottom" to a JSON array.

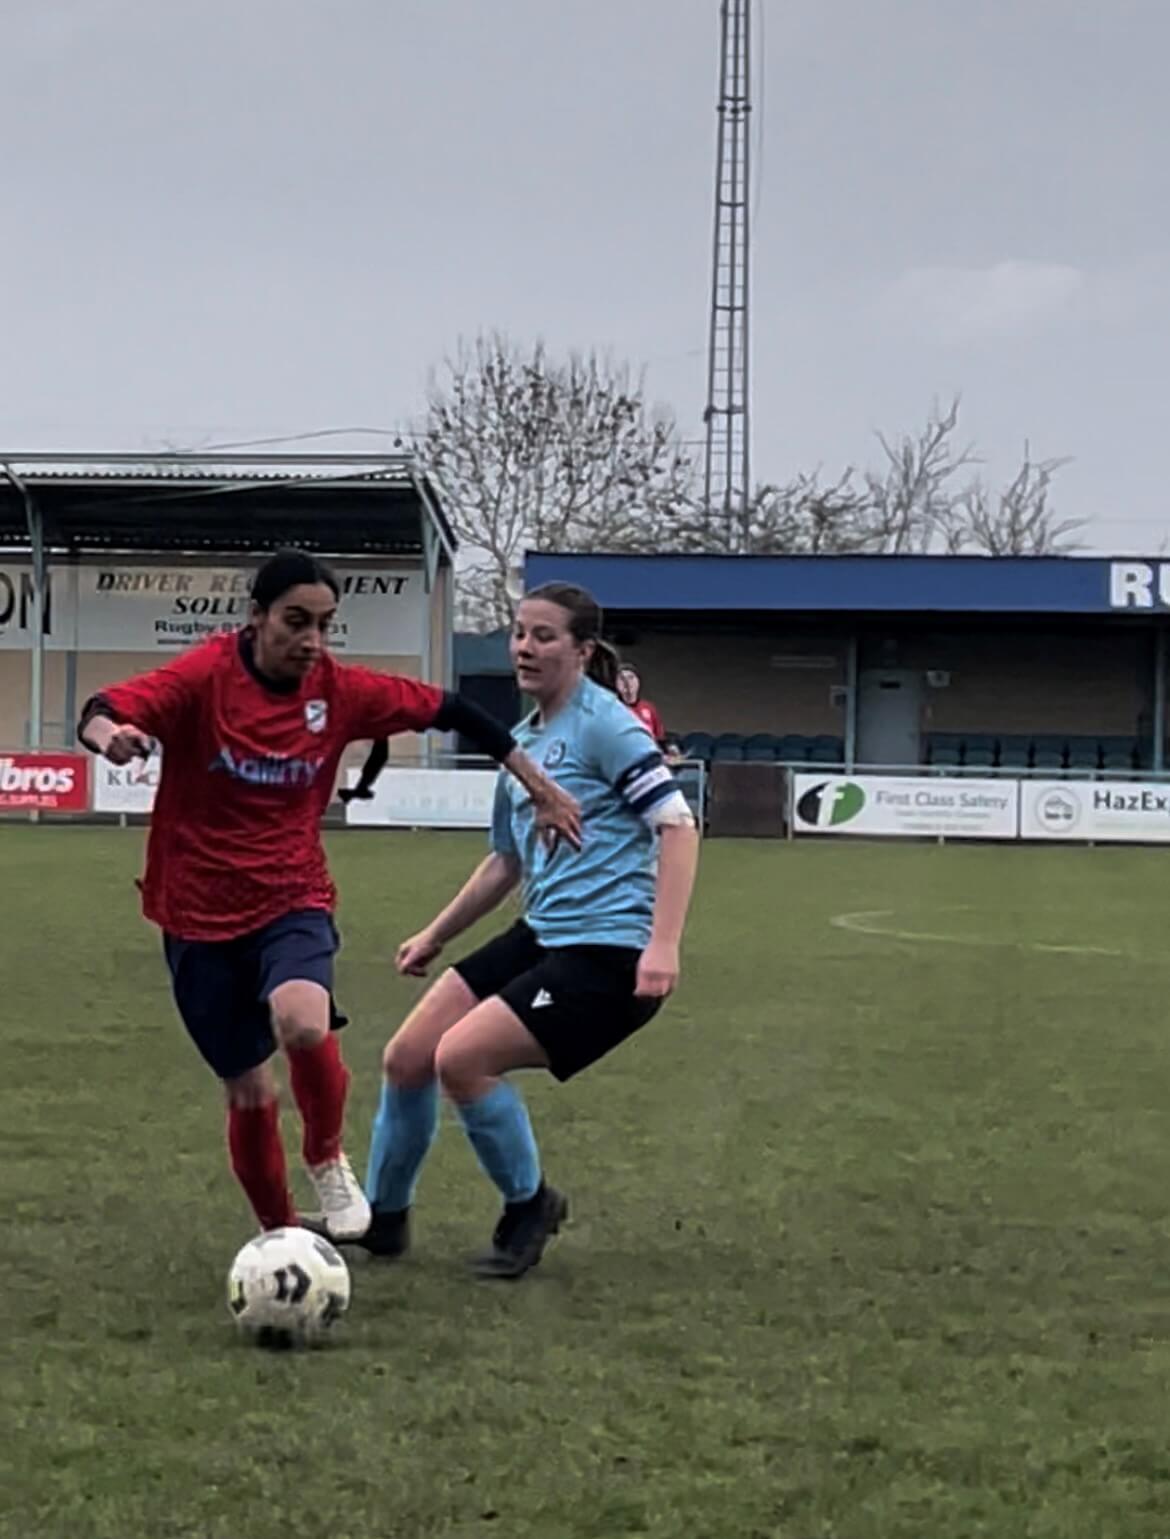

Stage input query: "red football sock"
[
  {"left": 227, "top": 1101, "right": 297, "bottom": 1230},
  {"left": 286, "top": 1033, "right": 350, "bottom": 1167}
]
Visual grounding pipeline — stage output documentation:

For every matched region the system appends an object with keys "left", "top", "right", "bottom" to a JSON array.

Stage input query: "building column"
[
  {"left": 418, "top": 516, "right": 443, "bottom": 766},
  {"left": 845, "top": 634, "right": 859, "bottom": 771},
  {"left": 1154, "top": 624, "right": 1166, "bottom": 773},
  {"left": 20, "top": 480, "right": 46, "bottom": 749}
]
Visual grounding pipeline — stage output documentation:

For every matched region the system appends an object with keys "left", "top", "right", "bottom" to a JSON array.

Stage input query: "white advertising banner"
[
  {"left": 75, "top": 564, "right": 422, "bottom": 654},
  {"left": 1020, "top": 778, "right": 1170, "bottom": 844},
  {"left": 0, "top": 563, "right": 37, "bottom": 649},
  {"left": 0, "top": 563, "right": 76, "bottom": 651},
  {"left": 343, "top": 767, "right": 498, "bottom": 830},
  {"left": 91, "top": 751, "right": 162, "bottom": 814},
  {"left": 0, "top": 561, "right": 421, "bottom": 655},
  {"left": 792, "top": 773, "right": 1019, "bottom": 840}
]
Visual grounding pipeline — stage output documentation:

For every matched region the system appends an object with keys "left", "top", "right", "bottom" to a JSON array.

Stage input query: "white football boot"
[{"left": 306, "top": 1152, "right": 371, "bottom": 1241}]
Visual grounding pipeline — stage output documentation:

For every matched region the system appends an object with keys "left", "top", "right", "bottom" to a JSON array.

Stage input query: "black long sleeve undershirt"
[
  {"left": 342, "top": 691, "right": 517, "bottom": 801},
  {"left": 432, "top": 691, "right": 516, "bottom": 762}
]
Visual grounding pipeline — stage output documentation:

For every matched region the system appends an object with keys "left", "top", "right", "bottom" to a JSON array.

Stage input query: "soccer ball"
[{"left": 227, "top": 1226, "right": 351, "bottom": 1349}]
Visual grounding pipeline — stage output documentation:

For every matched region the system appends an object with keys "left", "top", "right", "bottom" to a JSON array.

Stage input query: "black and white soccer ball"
[{"left": 227, "top": 1226, "right": 351, "bottom": 1349}]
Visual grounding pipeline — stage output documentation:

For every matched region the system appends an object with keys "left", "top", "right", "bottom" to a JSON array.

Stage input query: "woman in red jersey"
[
  {"left": 616, "top": 665, "right": 666, "bottom": 747},
  {"left": 78, "top": 549, "right": 580, "bottom": 1243}
]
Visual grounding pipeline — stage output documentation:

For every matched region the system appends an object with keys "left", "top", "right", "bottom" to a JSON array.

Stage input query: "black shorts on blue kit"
[
  {"left": 453, "top": 920, "right": 663, "bottom": 1082},
  {"left": 163, "top": 909, "right": 347, "bottom": 1081}
]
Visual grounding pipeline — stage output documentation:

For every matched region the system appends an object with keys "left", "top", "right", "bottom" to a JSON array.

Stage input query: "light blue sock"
[
  {"left": 455, "top": 1082, "right": 541, "bottom": 1204},
  {"left": 364, "top": 1080, "right": 439, "bottom": 1212}
]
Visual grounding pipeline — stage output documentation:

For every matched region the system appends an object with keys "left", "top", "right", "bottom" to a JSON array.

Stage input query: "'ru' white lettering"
[{"left": 1110, "top": 562, "right": 1153, "bottom": 609}]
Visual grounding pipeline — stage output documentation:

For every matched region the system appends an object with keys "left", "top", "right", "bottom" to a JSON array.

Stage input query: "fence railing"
[
  {"left": 0, "top": 749, "right": 711, "bottom": 831},
  {"left": 8, "top": 747, "right": 1170, "bottom": 846}
]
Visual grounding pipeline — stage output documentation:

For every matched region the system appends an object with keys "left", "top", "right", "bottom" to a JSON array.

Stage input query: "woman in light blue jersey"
[{"left": 353, "top": 582, "right": 700, "bottom": 1278}]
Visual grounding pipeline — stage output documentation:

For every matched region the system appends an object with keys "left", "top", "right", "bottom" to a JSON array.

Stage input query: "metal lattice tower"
[{"left": 702, "top": 0, "right": 752, "bottom": 540}]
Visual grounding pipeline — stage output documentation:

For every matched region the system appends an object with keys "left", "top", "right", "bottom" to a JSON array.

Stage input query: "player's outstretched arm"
[
  {"left": 396, "top": 853, "right": 522, "bottom": 976},
  {"left": 346, "top": 671, "right": 583, "bottom": 850},
  {"left": 427, "top": 692, "right": 582, "bottom": 849},
  {"left": 496, "top": 743, "right": 582, "bottom": 851},
  {"left": 635, "top": 820, "right": 701, "bottom": 999},
  {"left": 77, "top": 646, "right": 212, "bottom": 755},
  {"left": 78, "top": 714, "right": 155, "bottom": 765}
]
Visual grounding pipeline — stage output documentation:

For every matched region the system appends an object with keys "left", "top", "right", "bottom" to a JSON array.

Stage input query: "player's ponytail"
[
  {"left": 587, "top": 638, "right": 621, "bottom": 694},
  {"left": 525, "top": 581, "right": 622, "bottom": 695},
  {"left": 251, "top": 549, "right": 340, "bottom": 610}
]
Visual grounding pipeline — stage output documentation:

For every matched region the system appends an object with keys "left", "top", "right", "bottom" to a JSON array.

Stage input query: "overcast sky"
[{"left": 3, "top": 0, "right": 1166, "bottom": 552}]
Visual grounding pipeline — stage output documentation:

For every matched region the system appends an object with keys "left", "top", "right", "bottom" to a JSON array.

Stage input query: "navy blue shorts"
[{"left": 163, "top": 909, "right": 346, "bottom": 1082}]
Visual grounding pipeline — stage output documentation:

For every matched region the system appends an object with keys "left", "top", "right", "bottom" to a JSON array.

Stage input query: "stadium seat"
[
  {"left": 1101, "top": 738, "right": 1137, "bottom": 772},
  {"left": 925, "top": 732, "right": 964, "bottom": 765},
  {"left": 743, "top": 733, "right": 781, "bottom": 761},
  {"left": 929, "top": 745, "right": 961, "bottom": 770},
  {"left": 775, "top": 735, "right": 812, "bottom": 763},
  {"left": 808, "top": 735, "right": 844, "bottom": 766},
  {"left": 997, "top": 735, "right": 1031, "bottom": 769},
  {"left": 962, "top": 745, "right": 997, "bottom": 771},
  {"left": 681, "top": 732, "right": 714, "bottom": 762},
  {"left": 960, "top": 733, "right": 998, "bottom": 770},
  {"left": 712, "top": 733, "right": 746, "bottom": 762},
  {"left": 1031, "top": 746, "right": 1065, "bottom": 772},
  {"left": 1065, "top": 736, "right": 1100, "bottom": 772}
]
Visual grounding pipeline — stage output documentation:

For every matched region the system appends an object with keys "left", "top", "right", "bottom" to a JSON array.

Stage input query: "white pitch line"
[{"left": 830, "top": 908, "right": 1125, "bottom": 959}]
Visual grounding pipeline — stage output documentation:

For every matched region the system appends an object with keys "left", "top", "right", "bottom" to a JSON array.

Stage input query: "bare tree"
[
  {"left": 420, "top": 334, "right": 695, "bottom": 630},
  {"left": 670, "top": 468, "right": 872, "bottom": 555},
  {"left": 861, "top": 398, "right": 980, "bottom": 553},
  {"left": 861, "top": 404, "right": 1081, "bottom": 555},
  {"left": 950, "top": 447, "right": 1080, "bottom": 555},
  {"left": 672, "top": 397, "right": 1082, "bottom": 559},
  {"left": 422, "top": 349, "right": 1078, "bottom": 621}
]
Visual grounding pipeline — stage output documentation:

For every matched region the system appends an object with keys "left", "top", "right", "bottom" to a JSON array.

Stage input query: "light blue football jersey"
[{"left": 490, "top": 677, "right": 680, "bottom": 949}]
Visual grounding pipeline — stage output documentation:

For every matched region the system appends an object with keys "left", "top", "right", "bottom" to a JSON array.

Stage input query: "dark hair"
[
  {"left": 251, "top": 548, "right": 340, "bottom": 610},
  {"left": 524, "top": 581, "right": 621, "bottom": 694}
]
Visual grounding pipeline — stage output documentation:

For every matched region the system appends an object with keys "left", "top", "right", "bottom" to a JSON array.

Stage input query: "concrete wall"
[
  {"left": 618, "top": 630, "right": 849, "bottom": 736},
  {"left": 616, "top": 622, "right": 1155, "bottom": 745},
  {"left": 880, "top": 628, "right": 1151, "bottom": 738},
  {"left": 0, "top": 651, "right": 71, "bottom": 747}
]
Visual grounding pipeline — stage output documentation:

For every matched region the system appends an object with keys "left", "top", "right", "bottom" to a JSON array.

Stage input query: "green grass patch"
[{"left": 4, "top": 827, "right": 1170, "bottom": 1538}]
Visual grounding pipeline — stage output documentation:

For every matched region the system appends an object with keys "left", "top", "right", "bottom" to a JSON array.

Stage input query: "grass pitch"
[{"left": 5, "top": 826, "right": 1170, "bottom": 1538}]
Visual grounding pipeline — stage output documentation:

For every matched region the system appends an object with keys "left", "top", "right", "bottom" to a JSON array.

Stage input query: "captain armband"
[
  {"left": 615, "top": 753, "right": 695, "bottom": 829},
  {"left": 644, "top": 790, "right": 696, "bottom": 829}
]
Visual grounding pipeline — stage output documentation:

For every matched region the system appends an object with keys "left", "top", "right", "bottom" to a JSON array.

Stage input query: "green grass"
[{"left": 5, "top": 827, "right": 1170, "bottom": 1538}]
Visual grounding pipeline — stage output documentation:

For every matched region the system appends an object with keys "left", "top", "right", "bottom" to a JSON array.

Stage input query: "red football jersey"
[
  {"left": 96, "top": 631, "right": 443, "bottom": 941},
  {"left": 630, "top": 699, "right": 665, "bottom": 743}
]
